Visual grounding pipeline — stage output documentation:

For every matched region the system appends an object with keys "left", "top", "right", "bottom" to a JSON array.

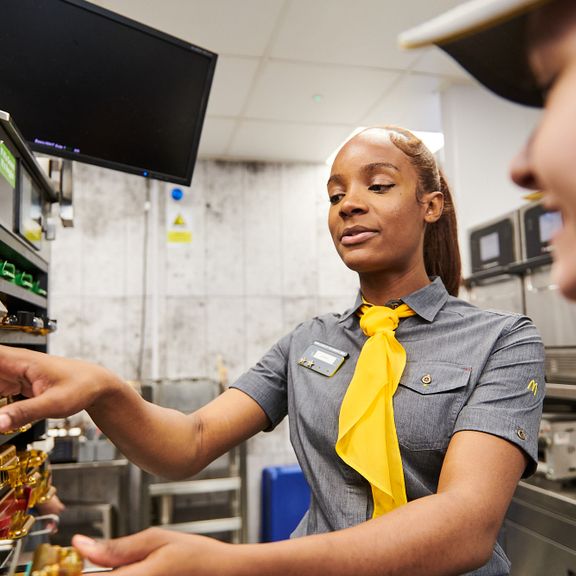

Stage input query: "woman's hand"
[
  {"left": 73, "top": 529, "right": 236, "bottom": 576},
  {"left": 0, "top": 345, "right": 122, "bottom": 432}
]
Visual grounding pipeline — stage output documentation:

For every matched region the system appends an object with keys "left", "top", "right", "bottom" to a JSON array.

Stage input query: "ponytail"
[
  {"left": 423, "top": 172, "right": 461, "bottom": 296},
  {"left": 385, "top": 126, "right": 461, "bottom": 296}
]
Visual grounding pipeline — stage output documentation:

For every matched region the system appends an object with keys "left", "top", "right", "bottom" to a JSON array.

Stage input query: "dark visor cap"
[{"left": 399, "top": 0, "right": 553, "bottom": 108}]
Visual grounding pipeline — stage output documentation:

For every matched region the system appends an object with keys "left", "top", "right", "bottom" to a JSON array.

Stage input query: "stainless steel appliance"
[
  {"left": 524, "top": 264, "right": 576, "bottom": 385},
  {"left": 519, "top": 201, "right": 562, "bottom": 264},
  {"left": 466, "top": 274, "right": 524, "bottom": 315},
  {"left": 505, "top": 477, "right": 576, "bottom": 575},
  {"left": 517, "top": 202, "right": 576, "bottom": 395},
  {"left": 538, "top": 414, "right": 576, "bottom": 481},
  {"left": 469, "top": 210, "right": 521, "bottom": 275},
  {"left": 467, "top": 205, "right": 576, "bottom": 575},
  {"left": 467, "top": 210, "right": 524, "bottom": 315}
]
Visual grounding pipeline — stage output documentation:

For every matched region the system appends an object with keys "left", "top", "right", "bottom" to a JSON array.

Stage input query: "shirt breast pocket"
[{"left": 394, "top": 362, "right": 471, "bottom": 451}]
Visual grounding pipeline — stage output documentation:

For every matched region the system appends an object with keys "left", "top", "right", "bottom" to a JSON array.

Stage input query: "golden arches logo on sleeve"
[{"left": 527, "top": 380, "right": 538, "bottom": 396}]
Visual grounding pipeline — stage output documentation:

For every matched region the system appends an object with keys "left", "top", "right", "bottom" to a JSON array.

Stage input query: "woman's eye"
[
  {"left": 368, "top": 184, "right": 394, "bottom": 193},
  {"left": 329, "top": 194, "right": 343, "bottom": 205}
]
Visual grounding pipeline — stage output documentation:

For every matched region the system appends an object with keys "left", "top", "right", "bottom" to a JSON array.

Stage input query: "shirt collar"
[{"left": 338, "top": 277, "right": 449, "bottom": 324}]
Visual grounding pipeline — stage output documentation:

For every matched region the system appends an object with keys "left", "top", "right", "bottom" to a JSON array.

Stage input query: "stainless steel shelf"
[
  {"left": 517, "top": 477, "right": 576, "bottom": 512},
  {"left": 0, "top": 538, "right": 23, "bottom": 576},
  {"left": 0, "top": 331, "right": 48, "bottom": 346},
  {"left": 161, "top": 517, "right": 242, "bottom": 535},
  {"left": 51, "top": 459, "right": 129, "bottom": 471},
  {"left": 149, "top": 477, "right": 241, "bottom": 497},
  {"left": 0, "top": 278, "right": 47, "bottom": 308},
  {"left": 0, "top": 225, "right": 48, "bottom": 274},
  {"left": 546, "top": 383, "right": 576, "bottom": 401},
  {"left": 0, "top": 431, "right": 24, "bottom": 448},
  {"left": 505, "top": 476, "right": 576, "bottom": 575}
]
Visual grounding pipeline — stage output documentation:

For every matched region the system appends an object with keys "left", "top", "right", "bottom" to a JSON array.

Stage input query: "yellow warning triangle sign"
[{"left": 173, "top": 213, "right": 186, "bottom": 226}]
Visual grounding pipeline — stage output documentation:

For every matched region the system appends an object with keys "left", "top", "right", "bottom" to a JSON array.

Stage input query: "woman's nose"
[
  {"left": 339, "top": 188, "right": 368, "bottom": 217},
  {"left": 510, "top": 135, "right": 540, "bottom": 191}
]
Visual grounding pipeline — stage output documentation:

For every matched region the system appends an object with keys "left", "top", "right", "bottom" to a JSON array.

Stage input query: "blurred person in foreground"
[{"left": 400, "top": 0, "right": 576, "bottom": 302}]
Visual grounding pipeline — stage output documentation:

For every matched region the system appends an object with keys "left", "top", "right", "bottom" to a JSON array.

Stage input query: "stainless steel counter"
[
  {"left": 505, "top": 476, "right": 576, "bottom": 575},
  {"left": 51, "top": 458, "right": 147, "bottom": 539}
]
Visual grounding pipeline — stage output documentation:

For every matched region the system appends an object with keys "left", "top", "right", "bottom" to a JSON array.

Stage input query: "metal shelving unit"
[
  {"left": 0, "top": 538, "right": 24, "bottom": 576},
  {"left": 0, "top": 332, "right": 47, "bottom": 346},
  {"left": 0, "top": 226, "right": 49, "bottom": 275},
  {"left": 149, "top": 453, "right": 245, "bottom": 541},
  {"left": 0, "top": 221, "right": 50, "bottom": 352},
  {"left": 50, "top": 459, "right": 136, "bottom": 541},
  {"left": 546, "top": 383, "right": 576, "bottom": 402},
  {"left": 0, "top": 110, "right": 57, "bottom": 573},
  {"left": 0, "top": 225, "right": 51, "bottom": 574},
  {"left": 0, "top": 278, "right": 47, "bottom": 309},
  {"left": 0, "top": 432, "right": 24, "bottom": 446},
  {"left": 0, "top": 224, "right": 51, "bottom": 351},
  {"left": 145, "top": 380, "right": 247, "bottom": 543}
]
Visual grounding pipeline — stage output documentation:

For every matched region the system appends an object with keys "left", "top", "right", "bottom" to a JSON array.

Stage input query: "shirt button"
[
  {"left": 516, "top": 429, "right": 527, "bottom": 441},
  {"left": 421, "top": 374, "right": 432, "bottom": 385}
]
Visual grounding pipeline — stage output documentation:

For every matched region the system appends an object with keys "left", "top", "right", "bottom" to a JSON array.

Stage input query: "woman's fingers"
[
  {"left": 72, "top": 529, "right": 172, "bottom": 569},
  {"left": 72, "top": 529, "right": 230, "bottom": 576}
]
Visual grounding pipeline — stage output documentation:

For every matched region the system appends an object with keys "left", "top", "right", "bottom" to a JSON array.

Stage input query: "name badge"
[{"left": 297, "top": 341, "right": 348, "bottom": 377}]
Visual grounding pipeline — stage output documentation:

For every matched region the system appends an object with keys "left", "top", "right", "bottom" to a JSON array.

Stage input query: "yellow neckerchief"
[{"left": 336, "top": 299, "right": 415, "bottom": 517}]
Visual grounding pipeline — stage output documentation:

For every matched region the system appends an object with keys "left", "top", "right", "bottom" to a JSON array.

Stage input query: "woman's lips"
[{"left": 341, "top": 230, "right": 378, "bottom": 246}]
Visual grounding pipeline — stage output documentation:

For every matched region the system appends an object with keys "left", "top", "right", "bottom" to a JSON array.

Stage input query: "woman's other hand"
[{"left": 72, "top": 529, "right": 237, "bottom": 576}]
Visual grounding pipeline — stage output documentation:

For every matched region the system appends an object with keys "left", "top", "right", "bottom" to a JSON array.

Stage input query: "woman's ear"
[{"left": 423, "top": 191, "right": 444, "bottom": 223}]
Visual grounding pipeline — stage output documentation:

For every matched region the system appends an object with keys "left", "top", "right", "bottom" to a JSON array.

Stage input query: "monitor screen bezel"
[{"left": 15, "top": 0, "right": 217, "bottom": 186}]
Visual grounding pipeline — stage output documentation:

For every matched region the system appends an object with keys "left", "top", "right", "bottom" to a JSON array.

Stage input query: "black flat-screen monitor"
[{"left": 0, "top": 0, "right": 217, "bottom": 186}]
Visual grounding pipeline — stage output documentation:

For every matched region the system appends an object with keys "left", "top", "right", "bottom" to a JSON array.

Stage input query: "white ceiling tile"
[
  {"left": 197, "top": 117, "right": 237, "bottom": 158},
  {"left": 270, "top": 0, "right": 464, "bottom": 69},
  {"left": 245, "top": 61, "right": 399, "bottom": 124},
  {"left": 206, "top": 57, "right": 260, "bottom": 117},
  {"left": 89, "top": 0, "right": 286, "bottom": 56},
  {"left": 410, "top": 48, "right": 472, "bottom": 79},
  {"left": 361, "top": 74, "right": 443, "bottom": 132},
  {"left": 228, "top": 121, "right": 355, "bottom": 163}
]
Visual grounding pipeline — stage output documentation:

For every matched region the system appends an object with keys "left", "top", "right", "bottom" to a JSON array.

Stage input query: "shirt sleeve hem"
[
  {"left": 230, "top": 379, "right": 285, "bottom": 431},
  {"left": 453, "top": 406, "right": 538, "bottom": 478}
]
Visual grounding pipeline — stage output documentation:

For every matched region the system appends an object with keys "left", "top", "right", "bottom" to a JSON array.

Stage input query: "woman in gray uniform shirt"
[{"left": 0, "top": 126, "right": 544, "bottom": 575}]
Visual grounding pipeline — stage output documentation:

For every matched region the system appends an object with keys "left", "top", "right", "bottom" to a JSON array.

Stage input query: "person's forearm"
[
  {"left": 87, "top": 376, "right": 203, "bottom": 479},
  {"left": 234, "top": 492, "right": 496, "bottom": 576},
  {"left": 0, "top": 347, "right": 204, "bottom": 479},
  {"left": 0, "top": 347, "right": 263, "bottom": 480},
  {"left": 87, "top": 384, "right": 267, "bottom": 480}
]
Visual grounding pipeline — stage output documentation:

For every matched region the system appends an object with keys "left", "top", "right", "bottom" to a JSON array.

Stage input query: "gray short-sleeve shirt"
[{"left": 231, "top": 278, "right": 545, "bottom": 576}]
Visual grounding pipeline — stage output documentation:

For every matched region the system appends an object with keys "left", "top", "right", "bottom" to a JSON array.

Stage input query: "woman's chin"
[
  {"left": 552, "top": 258, "right": 576, "bottom": 301},
  {"left": 341, "top": 258, "right": 380, "bottom": 274},
  {"left": 339, "top": 251, "right": 372, "bottom": 273}
]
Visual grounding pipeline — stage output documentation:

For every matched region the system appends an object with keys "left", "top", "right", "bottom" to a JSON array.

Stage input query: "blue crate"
[{"left": 261, "top": 464, "right": 311, "bottom": 542}]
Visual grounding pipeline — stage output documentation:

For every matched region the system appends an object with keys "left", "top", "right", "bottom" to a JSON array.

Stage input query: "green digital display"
[{"left": 0, "top": 141, "right": 16, "bottom": 188}]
